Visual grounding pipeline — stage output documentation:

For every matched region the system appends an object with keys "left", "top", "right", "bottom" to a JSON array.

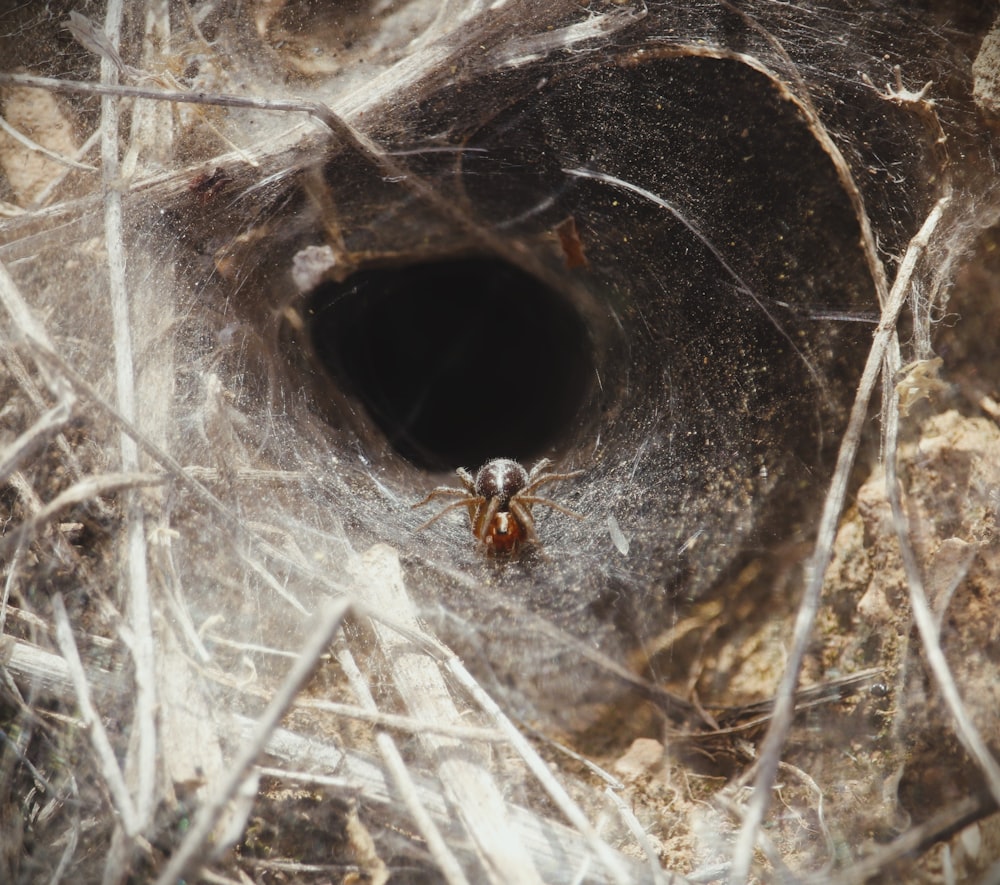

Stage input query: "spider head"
[{"left": 475, "top": 458, "right": 528, "bottom": 508}]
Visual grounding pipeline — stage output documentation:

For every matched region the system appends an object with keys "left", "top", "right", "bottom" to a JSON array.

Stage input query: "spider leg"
[
  {"left": 517, "top": 495, "right": 584, "bottom": 519},
  {"left": 520, "top": 469, "right": 584, "bottom": 496},
  {"left": 412, "top": 486, "right": 473, "bottom": 508},
  {"left": 414, "top": 497, "right": 481, "bottom": 531},
  {"left": 456, "top": 468, "right": 476, "bottom": 494},
  {"left": 526, "top": 458, "right": 553, "bottom": 482},
  {"left": 473, "top": 496, "right": 500, "bottom": 542},
  {"left": 508, "top": 498, "right": 538, "bottom": 542}
]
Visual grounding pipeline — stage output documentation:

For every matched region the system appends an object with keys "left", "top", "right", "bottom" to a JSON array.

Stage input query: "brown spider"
[{"left": 413, "top": 458, "right": 583, "bottom": 553}]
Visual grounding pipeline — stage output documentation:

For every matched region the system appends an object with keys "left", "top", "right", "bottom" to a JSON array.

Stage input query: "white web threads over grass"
[
  {"left": 492, "top": 3, "right": 646, "bottom": 68},
  {"left": 154, "top": 597, "right": 353, "bottom": 885},
  {"left": 356, "top": 544, "right": 639, "bottom": 885},
  {"left": 336, "top": 639, "right": 472, "bottom": 885},
  {"left": 350, "top": 579, "right": 663, "bottom": 876}
]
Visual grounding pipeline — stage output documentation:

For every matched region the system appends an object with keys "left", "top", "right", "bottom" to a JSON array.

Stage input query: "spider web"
[{"left": 1, "top": 1, "right": 999, "bottom": 882}]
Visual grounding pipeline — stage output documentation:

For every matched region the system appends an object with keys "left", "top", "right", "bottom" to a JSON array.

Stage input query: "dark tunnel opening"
[{"left": 307, "top": 257, "right": 595, "bottom": 470}]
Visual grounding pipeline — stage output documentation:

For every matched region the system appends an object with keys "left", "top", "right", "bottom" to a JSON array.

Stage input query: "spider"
[{"left": 413, "top": 458, "right": 583, "bottom": 553}]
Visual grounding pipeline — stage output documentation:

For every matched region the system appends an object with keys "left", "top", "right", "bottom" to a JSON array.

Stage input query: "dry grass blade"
[
  {"left": 337, "top": 641, "right": 470, "bottom": 885},
  {"left": 0, "top": 402, "right": 74, "bottom": 485},
  {"left": 297, "top": 695, "right": 503, "bottom": 741},
  {"left": 0, "top": 112, "right": 96, "bottom": 173},
  {"left": 445, "top": 655, "right": 640, "bottom": 885},
  {"left": 92, "top": 4, "right": 160, "bottom": 859},
  {"left": 356, "top": 544, "right": 545, "bottom": 884},
  {"left": 0, "top": 72, "right": 342, "bottom": 135},
  {"left": 51, "top": 593, "right": 139, "bottom": 836},
  {"left": 729, "top": 193, "right": 952, "bottom": 883},
  {"left": 153, "top": 597, "right": 352, "bottom": 885},
  {"left": 0, "top": 472, "right": 163, "bottom": 554},
  {"left": 1, "top": 633, "right": 118, "bottom": 704},
  {"left": 0, "top": 259, "right": 57, "bottom": 356}
]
